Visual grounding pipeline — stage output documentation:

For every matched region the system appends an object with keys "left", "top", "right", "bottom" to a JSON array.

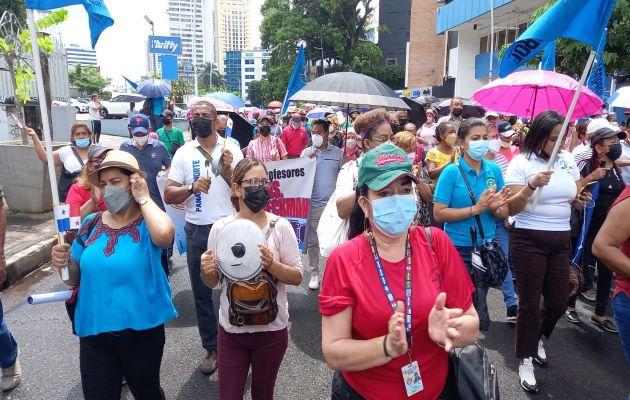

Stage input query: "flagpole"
[
  {"left": 531, "top": 50, "right": 597, "bottom": 209},
  {"left": 26, "top": 9, "right": 69, "bottom": 280}
]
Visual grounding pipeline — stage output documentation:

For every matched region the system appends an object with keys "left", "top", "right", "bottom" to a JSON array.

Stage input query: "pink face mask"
[{"left": 426, "top": 115, "right": 433, "bottom": 123}]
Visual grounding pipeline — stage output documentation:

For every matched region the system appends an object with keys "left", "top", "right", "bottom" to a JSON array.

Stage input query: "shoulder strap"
[
  {"left": 424, "top": 226, "right": 434, "bottom": 251},
  {"left": 456, "top": 163, "right": 486, "bottom": 241},
  {"left": 196, "top": 145, "right": 213, "bottom": 162},
  {"left": 74, "top": 212, "right": 103, "bottom": 248},
  {"left": 71, "top": 147, "right": 85, "bottom": 167}
]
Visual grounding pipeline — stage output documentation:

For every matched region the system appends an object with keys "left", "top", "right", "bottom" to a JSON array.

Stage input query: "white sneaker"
[
  {"left": 518, "top": 357, "right": 538, "bottom": 392},
  {"left": 534, "top": 339, "right": 547, "bottom": 366},
  {"left": 1, "top": 350, "right": 21, "bottom": 392},
  {"left": 308, "top": 275, "right": 319, "bottom": 290}
]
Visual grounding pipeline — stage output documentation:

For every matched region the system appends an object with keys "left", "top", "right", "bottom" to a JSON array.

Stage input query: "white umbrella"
[{"left": 608, "top": 86, "right": 630, "bottom": 109}]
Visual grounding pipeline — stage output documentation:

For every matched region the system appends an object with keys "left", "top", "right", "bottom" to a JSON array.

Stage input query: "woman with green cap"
[{"left": 320, "top": 143, "right": 479, "bottom": 400}]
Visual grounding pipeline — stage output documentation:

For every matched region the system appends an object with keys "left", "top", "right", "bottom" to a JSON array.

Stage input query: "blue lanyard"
[{"left": 367, "top": 233, "right": 413, "bottom": 349}]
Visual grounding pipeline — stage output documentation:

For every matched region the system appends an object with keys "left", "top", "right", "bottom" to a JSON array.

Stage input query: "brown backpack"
[{"left": 226, "top": 218, "right": 280, "bottom": 327}]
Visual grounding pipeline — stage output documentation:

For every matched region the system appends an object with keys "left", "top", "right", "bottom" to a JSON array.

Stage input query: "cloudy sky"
[{"left": 51, "top": 0, "right": 263, "bottom": 87}]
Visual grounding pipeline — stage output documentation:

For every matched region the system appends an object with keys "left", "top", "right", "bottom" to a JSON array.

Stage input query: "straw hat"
[{"left": 88, "top": 150, "right": 146, "bottom": 187}]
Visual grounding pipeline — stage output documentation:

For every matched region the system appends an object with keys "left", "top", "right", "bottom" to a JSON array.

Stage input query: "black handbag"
[
  {"left": 456, "top": 164, "right": 508, "bottom": 288},
  {"left": 58, "top": 147, "right": 85, "bottom": 202},
  {"left": 424, "top": 228, "right": 500, "bottom": 400}
]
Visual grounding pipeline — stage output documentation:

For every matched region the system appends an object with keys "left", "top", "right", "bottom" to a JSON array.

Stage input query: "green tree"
[
  {"left": 140, "top": 71, "right": 162, "bottom": 80},
  {"left": 0, "top": 0, "right": 26, "bottom": 26},
  {"left": 247, "top": 80, "right": 265, "bottom": 107},
  {"left": 199, "top": 62, "right": 225, "bottom": 89},
  {"left": 68, "top": 64, "right": 111, "bottom": 96}
]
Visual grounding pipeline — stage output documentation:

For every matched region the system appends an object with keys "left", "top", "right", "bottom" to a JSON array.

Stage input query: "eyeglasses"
[
  {"left": 370, "top": 136, "right": 391, "bottom": 144},
  {"left": 240, "top": 178, "right": 271, "bottom": 188}
]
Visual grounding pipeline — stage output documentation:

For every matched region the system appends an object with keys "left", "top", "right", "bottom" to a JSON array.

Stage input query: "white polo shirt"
[{"left": 168, "top": 136, "right": 244, "bottom": 225}]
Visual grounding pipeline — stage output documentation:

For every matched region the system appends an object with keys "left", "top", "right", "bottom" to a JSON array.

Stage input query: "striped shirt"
[
  {"left": 492, "top": 153, "right": 509, "bottom": 176},
  {"left": 246, "top": 136, "right": 288, "bottom": 162}
]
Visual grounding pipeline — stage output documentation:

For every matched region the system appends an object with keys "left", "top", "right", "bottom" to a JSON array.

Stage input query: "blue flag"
[
  {"left": 123, "top": 75, "right": 138, "bottom": 89},
  {"left": 586, "top": 30, "right": 608, "bottom": 101},
  {"left": 26, "top": 0, "right": 114, "bottom": 49},
  {"left": 541, "top": 41, "right": 556, "bottom": 71},
  {"left": 281, "top": 45, "right": 307, "bottom": 115},
  {"left": 500, "top": 0, "right": 616, "bottom": 77}
]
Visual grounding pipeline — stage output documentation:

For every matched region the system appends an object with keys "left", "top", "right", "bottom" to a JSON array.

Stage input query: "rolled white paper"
[{"left": 27, "top": 290, "right": 73, "bottom": 305}]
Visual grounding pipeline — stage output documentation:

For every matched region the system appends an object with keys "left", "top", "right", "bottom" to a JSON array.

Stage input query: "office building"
[
  {"left": 435, "top": 0, "right": 547, "bottom": 98},
  {"left": 65, "top": 43, "right": 97, "bottom": 68},
  {"left": 224, "top": 49, "right": 270, "bottom": 101},
  {"left": 406, "top": 1, "right": 445, "bottom": 90},
  {"left": 216, "top": 0, "right": 252, "bottom": 70},
  {"left": 167, "top": 0, "right": 216, "bottom": 70},
  {"left": 378, "top": 0, "right": 410, "bottom": 68}
]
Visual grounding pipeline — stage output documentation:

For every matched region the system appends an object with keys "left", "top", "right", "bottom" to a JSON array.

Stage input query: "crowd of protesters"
[{"left": 0, "top": 96, "right": 627, "bottom": 399}]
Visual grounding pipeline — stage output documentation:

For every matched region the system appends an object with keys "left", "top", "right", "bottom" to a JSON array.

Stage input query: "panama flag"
[
  {"left": 226, "top": 117, "right": 234, "bottom": 138},
  {"left": 54, "top": 204, "right": 71, "bottom": 233},
  {"left": 69, "top": 203, "right": 82, "bottom": 229}
]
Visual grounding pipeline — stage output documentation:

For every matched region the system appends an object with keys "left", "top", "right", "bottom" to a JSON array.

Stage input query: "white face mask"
[
  {"left": 291, "top": 122, "right": 300, "bottom": 129},
  {"left": 500, "top": 139, "right": 511, "bottom": 148},
  {"left": 134, "top": 135, "right": 149, "bottom": 146},
  {"left": 346, "top": 139, "right": 357, "bottom": 149},
  {"left": 488, "top": 138, "right": 502, "bottom": 153},
  {"left": 312, "top": 134, "right": 324, "bottom": 148},
  {"left": 329, "top": 124, "right": 335, "bottom": 133},
  {"left": 407, "top": 152, "right": 416, "bottom": 163}
]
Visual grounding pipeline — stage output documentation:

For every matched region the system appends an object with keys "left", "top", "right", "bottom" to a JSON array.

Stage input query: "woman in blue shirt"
[
  {"left": 433, "top": 118, "right": 510, "bottom": 331},
  {"left": 51, "top": 150, "right": 177, "bottom": 400}
]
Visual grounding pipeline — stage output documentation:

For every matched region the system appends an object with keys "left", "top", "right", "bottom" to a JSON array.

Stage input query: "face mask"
[
  {"left": 369, "top": 194, "right": 417, "bottom": 238},
  {"left": 259, "top": 125, "right": 271, "bottom": 137},
  {"left": 488, "top": 138, "right": 502, "bottom": 153},
  {"left": 426, "top": 115, "right": 433, "bottom": 123},
  {"left": 452, "top": 108, "right": 463, "bottom": 118},
  {"left": 162, "top": 118, "right": 172, "bottom": 125},
  {"left": 217, "top": 128, "right": 227, "bottom": 138},
  {"left": 103, "top": 186, "right": 133, "bottom": 214},
  {"left": 243, "top": 185, "right": 270, "bottom": 213},
  {"left": 606, "top": 143, "right": 622, "bottom": 161},
  {"left": 75, "top": 138, "right": 91, "bottom": 149},
  {"left": 312, "top": 134, "right": 324, "bottom": 148},
  {"left": 500, "top": 139, "right": 512, "bottom": 148},
  {"left": 134, "top": 135, "right": 148, "bottom": 146},
  {"left": 390, "top": 124, "right": 400, "bottom": 133},
  {"left": 399, "top": 119, "right": 408, "bottom": 127},
  {"left": 346, "top": 139, "right": 357, "bottom": 149},
  {"left": 467, "top": 140, "right": 489, "bottom": 161},
  {"left": 192, "top": 117, "right": 213, "bottom": 138},
  {"left": 444, "top": 133, "right": 457, "bottom": 147},
  {"left": 291, "top": 122, "right": 300, "bottom": 129},
  {"left": 407, "top": 152, "right": 416, "bottom": 163}
]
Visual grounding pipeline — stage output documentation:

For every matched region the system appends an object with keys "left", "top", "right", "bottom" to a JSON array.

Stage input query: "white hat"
[
  {"left": 485, "top": 111, "right": 500, "bottom": 118},
  {"left": 587, "top": 118, "right": 616, "bottom": 137}
]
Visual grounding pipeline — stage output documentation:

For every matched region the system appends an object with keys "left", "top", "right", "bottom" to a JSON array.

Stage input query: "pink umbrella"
[{"left": 472, "top": 70, "right": 603, "bottom": 120}]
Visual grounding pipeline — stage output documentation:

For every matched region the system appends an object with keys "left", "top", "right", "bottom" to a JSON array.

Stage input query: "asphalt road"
[{"left": 1, "top": 253, "right": 628, "bottom": 400}]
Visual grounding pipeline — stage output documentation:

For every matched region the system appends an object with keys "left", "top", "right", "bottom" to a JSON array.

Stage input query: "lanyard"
[{"left": 367, "top": 233, "right": 413, "bottom": 349}]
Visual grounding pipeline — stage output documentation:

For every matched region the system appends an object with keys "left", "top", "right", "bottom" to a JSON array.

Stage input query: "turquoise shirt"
[
  {"left": 433, "top": 158, "right": 504, "bottom": 247},
  {"left": 71, "top": 214, "right": 178, "bottom": 337}
]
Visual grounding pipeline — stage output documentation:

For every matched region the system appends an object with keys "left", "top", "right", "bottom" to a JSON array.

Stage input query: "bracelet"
[
  {"left": 527, "top": 181, "right": 536, "bottom": 191},
  {"left": 383, "top": 334, "right": 393, "bottom": 359}
]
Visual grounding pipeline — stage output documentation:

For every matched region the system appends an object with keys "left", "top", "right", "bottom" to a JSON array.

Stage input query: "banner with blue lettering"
[{"left": 263, "top": 157, "right": 316, "bottom": 249}]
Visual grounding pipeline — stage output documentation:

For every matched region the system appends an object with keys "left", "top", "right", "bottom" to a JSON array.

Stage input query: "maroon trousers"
[
  {"left": 218, "top": 325, "right": 288, "bottom": 400},
  {"left": 510, "top": 227, "right": 570, "bottom": 359}
]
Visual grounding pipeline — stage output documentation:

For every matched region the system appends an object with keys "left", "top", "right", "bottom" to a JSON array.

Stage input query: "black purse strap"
[
  {"left": 456, "top": 163, "right": 486, "bottom": 242},
  {"left": 71, "top": 147, "right": 85, "bottom": 167}
]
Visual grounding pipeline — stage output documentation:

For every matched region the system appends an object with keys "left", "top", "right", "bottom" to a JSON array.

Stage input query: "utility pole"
[{"left": 144, "top": 15, "right": 156, "bottom": 77}]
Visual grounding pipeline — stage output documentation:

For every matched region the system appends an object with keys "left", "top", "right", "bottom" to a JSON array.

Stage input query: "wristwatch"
[
  {"left": 187, "top": 183, "right": 194, "bottom": 194},
  {"left": 139, "top": 198, "right": 150, "bottom": 207}
]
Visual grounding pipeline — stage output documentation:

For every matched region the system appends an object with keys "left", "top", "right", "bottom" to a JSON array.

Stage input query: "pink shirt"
[
  {"left": 246, "top": 136, "right": 288, "bottom": 161},
  {"left": 208, "top": 213, "right": 304, "bottom": 333}
]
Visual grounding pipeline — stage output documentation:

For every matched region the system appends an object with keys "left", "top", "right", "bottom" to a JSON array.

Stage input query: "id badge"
[
  {"left": 401, "top": 361, "right": 424, "bottom": 397},
  {"left": 471, "top": 250, "right": 485, "bottom": 272}
]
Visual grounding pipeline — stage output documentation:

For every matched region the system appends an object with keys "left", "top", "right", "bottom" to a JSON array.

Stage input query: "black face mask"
[
  {"left": 259, "top": 125, "right": 271, "bottom": 137},
  {"left": 243, "top": 185, "right": 270, "bottom": 213},
  {"left": 390, "top": 124, "right": 400, "bottom": 134},
  {"left": 192, "top": 117, "right": 213, "bottom": 138},
  {"left": 162, "top": 118, "right": 172, "bottom": 125},
  {"left": 606, "top": 143, "right": 622, "bottom": 161},
  {"left": 452, "top": 108, "right": 463, "bottom": 118},
  {"left": 399, "top": 119, "right": 408, "bottom": 127},
  {"left": 217, "top": 128, "right": 227, "bottom": 138}
]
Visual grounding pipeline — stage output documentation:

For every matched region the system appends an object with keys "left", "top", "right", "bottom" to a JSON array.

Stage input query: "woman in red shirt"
[
  {"left": 320, "top": 144, "right": 479, "bottom": 400},
  {"left": 65, "top": 145, "right": 110, "bottom": 221}
]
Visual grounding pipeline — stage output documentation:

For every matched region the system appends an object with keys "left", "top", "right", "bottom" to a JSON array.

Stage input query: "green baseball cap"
[{"left": 358, "top": 143, "right": 418, "bottom": 191}]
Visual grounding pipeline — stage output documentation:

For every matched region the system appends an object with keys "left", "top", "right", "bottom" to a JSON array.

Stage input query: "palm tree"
[{"left": 200, "top": 62, "right": 225, "bottom": 89}]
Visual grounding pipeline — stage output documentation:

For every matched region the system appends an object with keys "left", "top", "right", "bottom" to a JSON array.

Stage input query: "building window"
[
  {"left": 245, "top": 67, "right": 254, "bottom": 72},
  {"left": 245, "top": 75, "right": 255, "bottom": 79},
  {"left": 480, "top": 36, "right": 488, "bottom": 53},
  {"left": 244, "top": 59, "right": 254, "bottom": 64},
  {"left": 385, "top": 58, "right": 397, "bottom": 66}
]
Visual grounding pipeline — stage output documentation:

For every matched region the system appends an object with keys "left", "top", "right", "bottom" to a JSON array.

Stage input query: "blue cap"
[{"left": 129, "top": 114, "right": 149, "bottom": 134}]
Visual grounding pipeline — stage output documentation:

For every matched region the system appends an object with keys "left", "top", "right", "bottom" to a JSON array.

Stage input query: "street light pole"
[
  {"left": 488, "top": 0, "right": 494, "bottom": 80},
  {"left": 144, "top": 15, "right": 156, "bottom": 77}
]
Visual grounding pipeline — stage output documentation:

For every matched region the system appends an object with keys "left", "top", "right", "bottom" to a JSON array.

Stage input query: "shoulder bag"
[
  {"left": 425, "top": 227, "right": 500, "bottom": 400},
  {"left": 456, "top": 164, "right": 508, "bottom": 288},
  {"left": 58, "top": 147, "right": 85, "bottom": 202},
  {"left": 164, "top": 130, "right": 181, "bottom": 155}
]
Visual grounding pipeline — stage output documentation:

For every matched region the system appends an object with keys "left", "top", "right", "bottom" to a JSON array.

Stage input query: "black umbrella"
[
  {"left": 437, "top": 105, "right": 486, "bottom": 119},
  {"left": 402, "top": 97, "right": 426, "bottom": 127},
  {"left": 219, "top": 111, "right": 253, "bottom": 149}
]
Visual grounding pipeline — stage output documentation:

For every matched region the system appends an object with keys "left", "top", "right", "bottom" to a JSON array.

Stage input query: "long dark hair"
[
  {"left": 348, "top": 185, "right": 370, "bottom": 240},
  {"left": 141, "top": 98, "right": 153, "bottom": 116},
  {"left": 457, "top": 118, "right": 487, "bottom": 140},
  {"left": 521, "top": 110, "right": 564, "bottom": 158}
]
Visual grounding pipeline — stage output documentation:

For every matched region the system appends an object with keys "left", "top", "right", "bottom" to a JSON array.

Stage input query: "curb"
[{"left": 4, "top": 236, "right": 56, "bottom": 287}]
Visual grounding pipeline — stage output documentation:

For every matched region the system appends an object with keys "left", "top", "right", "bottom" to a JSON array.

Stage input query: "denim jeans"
[
  {"left": 0, "top": 297, "right": 18, "bottom": 369},
  {"left": 184, "top": 222, "right": 218, "bottom": 350},
  {"left": 494, "top": 221, "right": 517, "bottom": 308},
  {"left": 455, "top": 246, "right": 490, "bottom": 331},
  {"left": 614, "top": 292, "right": 630, "bottom": 368}
]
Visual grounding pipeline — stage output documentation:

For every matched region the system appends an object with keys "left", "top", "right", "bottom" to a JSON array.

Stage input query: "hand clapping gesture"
[{"left": 428, "top": 292, "right": 467, "bottom": 352}]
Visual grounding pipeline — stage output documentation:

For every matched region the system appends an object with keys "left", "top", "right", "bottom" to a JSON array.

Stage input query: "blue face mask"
[
  {"left": 467, "top": 139, "right": 489, "bottom": 161},
  {"left": 369, "top": 194, "right": 417, "bottom": 238},
  {"left": 75, "top": 138, "right": 91, "bottom": 149}
]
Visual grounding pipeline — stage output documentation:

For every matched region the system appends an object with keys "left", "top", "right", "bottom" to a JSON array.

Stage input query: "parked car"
[
  {"left": 99, "top": 94, "right": 145, "bottom": 119},
  {"left": 69, "top": 98, "right": 88, "bottom": 113}
]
